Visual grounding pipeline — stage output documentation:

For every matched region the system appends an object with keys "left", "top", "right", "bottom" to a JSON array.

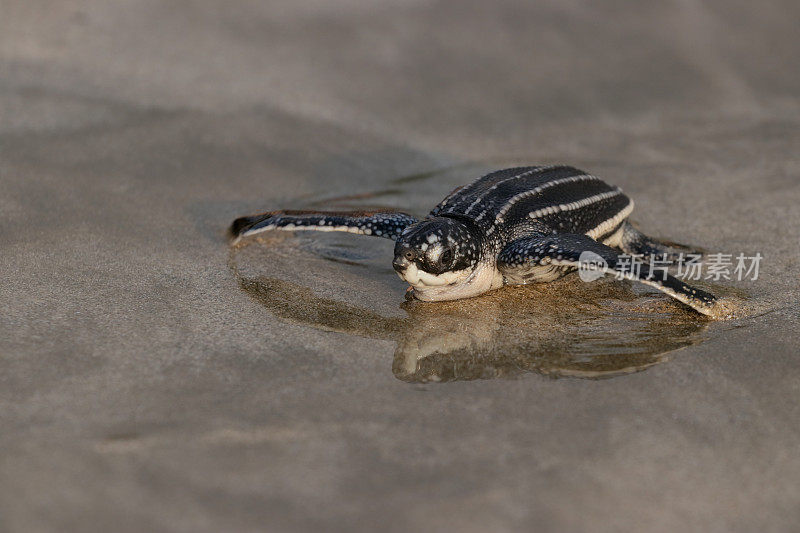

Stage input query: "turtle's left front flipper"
[
  {"left": 230, "top": 209, "right": 418, "bottom": 243},
  {"left": 497, "top": 233, "right": 718, "bottom": 316}
]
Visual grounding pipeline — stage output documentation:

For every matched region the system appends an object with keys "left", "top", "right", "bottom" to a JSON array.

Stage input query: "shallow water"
[{"left": 229, "top": 164, "right": 719, "bottom": 382}]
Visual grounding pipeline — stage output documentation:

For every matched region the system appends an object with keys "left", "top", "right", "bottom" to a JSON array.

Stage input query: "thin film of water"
[{"left": 229, "top": 162, "right": 712, "bottom": 383}]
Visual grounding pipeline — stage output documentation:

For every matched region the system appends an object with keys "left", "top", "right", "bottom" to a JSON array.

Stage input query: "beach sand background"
[{"left": 2, "top": 1, "right": 799, "bottom": 531}]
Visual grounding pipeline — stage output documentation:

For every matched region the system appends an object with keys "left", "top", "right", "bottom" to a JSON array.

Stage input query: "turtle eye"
[
  {"left": 404, "top": 250, "right": 415, "bottom": 261},
  {"left": 438, "top": 248, "right": 453, "bottom": 268}
]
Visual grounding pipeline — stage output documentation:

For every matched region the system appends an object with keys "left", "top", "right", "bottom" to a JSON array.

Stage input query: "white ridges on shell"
[
  {"left": 494, "top": 173, "right": 600, "bottom": 222},
  {"left": 463, "top": 166, "right": 548, "bottom": 215},
  {"left": 527, "top": 188, "right": 623, "bottom": 220},
  {"left": 587, "top": 198, "right": 634, "bottom": 242}
]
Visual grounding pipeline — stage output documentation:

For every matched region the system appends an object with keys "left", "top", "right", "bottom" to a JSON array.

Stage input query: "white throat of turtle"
[{"left": 398, "top": 260, "right": 503, "bottom": 301}]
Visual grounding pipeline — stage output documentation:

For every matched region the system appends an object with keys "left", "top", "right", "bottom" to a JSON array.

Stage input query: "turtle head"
[{"left": 392, "top": 217, "right": 491, "bottom": 300}]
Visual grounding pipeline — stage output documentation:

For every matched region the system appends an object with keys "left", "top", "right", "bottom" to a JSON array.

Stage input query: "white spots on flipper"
[{"left": 238, "top": 212, "right": 417, "bottom": 240}]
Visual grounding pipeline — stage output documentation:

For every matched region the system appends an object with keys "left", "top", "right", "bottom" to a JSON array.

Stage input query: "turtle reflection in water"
[{"left": 231, "top": 244, "right": 708, "bottom": 383}]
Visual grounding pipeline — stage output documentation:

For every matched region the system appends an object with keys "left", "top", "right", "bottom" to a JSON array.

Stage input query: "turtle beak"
[
  {"left": 392, "top": 255, "right": 410, "bottom": 273},
  {"left": 393, "top": 244, "right": 416, "bottom": 275},
  {"left": 392, "top": 242, "right": 417, "bottom": 279}
]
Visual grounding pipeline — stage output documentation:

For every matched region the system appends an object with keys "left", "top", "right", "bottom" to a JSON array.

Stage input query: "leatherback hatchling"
[{"left": 230, "top": 165, "right": 717, "bottom": 315}]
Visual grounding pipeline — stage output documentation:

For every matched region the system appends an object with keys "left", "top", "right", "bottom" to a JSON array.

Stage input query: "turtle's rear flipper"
[
  {"left": 619, "top": 221, "right": 705, "bottom": 260},
  {"left": 497, "top": 233, "right": 718, "bottom": 317},
  {"left": 230, "top": 209, "right": 418, "bottom": 242}
]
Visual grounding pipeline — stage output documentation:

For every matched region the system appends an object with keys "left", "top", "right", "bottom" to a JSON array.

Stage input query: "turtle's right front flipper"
[{"left": 230, "top": 209, "right": 418, "bottom": 243}]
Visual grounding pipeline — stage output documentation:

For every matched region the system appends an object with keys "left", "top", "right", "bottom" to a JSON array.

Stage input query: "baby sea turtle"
[{"left": 230, "top": 165, "right": 717, "bottom": 316}]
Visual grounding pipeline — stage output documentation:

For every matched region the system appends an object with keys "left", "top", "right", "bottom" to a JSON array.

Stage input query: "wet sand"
[{"left": 2, "top": 1, "right": 800, "bottom": 531}]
